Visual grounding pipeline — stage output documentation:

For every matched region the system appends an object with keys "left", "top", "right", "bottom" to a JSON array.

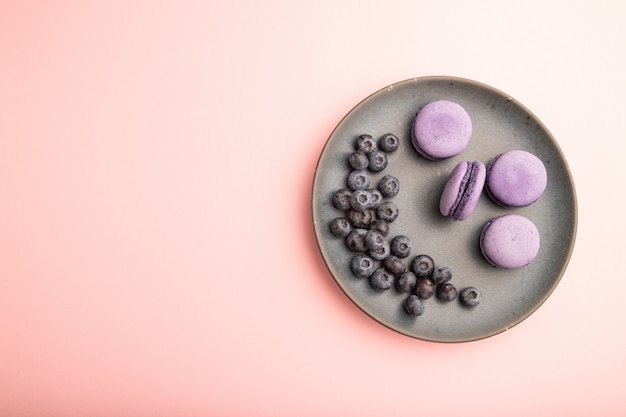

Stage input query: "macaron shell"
[
  {"left": 411, "top": 100, "right": 472, "bottom": 160},
  {"left": 456, "top": 161, "right": 486, "bottom": 220},
  {"left": 486, "top": 150, "right": 547, "bottom": 208},
  {"left": 439, "top": 161, "right": 471, "bottom": 217},
  {"left": 439, "top": 161, "right": 486, "bottom": 221},
  {"left": 480, "top": 214, "right": 540, "bottom": 269}
]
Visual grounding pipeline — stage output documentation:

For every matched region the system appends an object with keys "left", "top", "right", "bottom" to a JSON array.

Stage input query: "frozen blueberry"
[
  {"left": 378, "top": 175, "right": 400, "bottom": 198},
  {"left": 377, "top": 201, "right": 399, "bottom": 222},
  {"left": 390, "top": 235, "right": 412, "bottom": 258},
  {"left": 436, "top": 283, "right": 457, "bottom": 302},
  {"left": 347, "top": 170, "right": 371, "bottom": 191},
  {"left": 431, "top": 266, "right": 452, "bottom": 286},
  {"left": 460, "top": 287, "right": 482, "bottom": 307},
  {"left": 404, "top": 294, "right": 425, "bottom": 316},
  {"left": 370, "top": 268, "right": 394, "bottom": 290},
  {"left": 367, "top": 188, "right": 384, "bottom": 209},
  {"left": 329, "top": 217, "right": 352, "bottom": 238},
  {"left": 382, "top": 255, "right": 407, "bottom": 277},
  {"left": 345, "top": 228, "right": 368, "bottom": 252},
  {"left": 348, "top": 150, "right": 369, "bottom": 170},
  {"left": 350, "top": 189, "right": 372, "bottom": 211},
  {"left": 356, "top": 134, "right": 377, "bottom": 154},
  {"left": 332, "top": 188, "right": 352, "bottom": 211},
  {"left": 378, "top": 133, "right": 400, "bottom": 153},
  {"left": 347, "top": 209, "right": 375, "bottom": 228},
  {"left": 414, "top": 277, "right": 436, "bottom": 299},
  {"left": 368, "top": 240, "right": 390, "bottom": 261},
  {"left": 365, "top": 230, "right": 385, "bottom": 250},
  {"left": 368, "top": 219, "right": 390, "bottom": 236},
  {"left": 410, "top": 255, "right": 435, "bottom": 277},
  {"left": 368, "top": 150, "right": 388, "bottom": 172},
  {"left": 396, "top": 271, "right": 417, "bottom": 292},
  {"left": 351, "top": 254, "right": 375, "bottom": 278}
]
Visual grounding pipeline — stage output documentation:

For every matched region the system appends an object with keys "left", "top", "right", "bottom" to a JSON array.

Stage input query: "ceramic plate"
[{"left": 312, "top": 76, "right": 577, "bottom": 343}]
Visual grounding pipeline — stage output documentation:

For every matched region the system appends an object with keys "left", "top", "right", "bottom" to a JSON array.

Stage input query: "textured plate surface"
[{"left": 312, "top": 76, "right": 577, "bottom": 343}]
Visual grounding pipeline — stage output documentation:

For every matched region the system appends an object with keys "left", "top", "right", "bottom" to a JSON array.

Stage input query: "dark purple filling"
[
  {"left": 450, "top": 161, "right": 481, "bottom": 220},
  {"left": 448, "top": 162, "right": 472, "bottom": 219}
]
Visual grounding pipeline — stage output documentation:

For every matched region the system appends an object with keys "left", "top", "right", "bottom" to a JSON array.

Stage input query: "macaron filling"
[
  {"left": 439, "top": 161, "right": 486, "bottom": 221},
  {"left": 448, "top": 162, "right": 472, "bottom": 217}
]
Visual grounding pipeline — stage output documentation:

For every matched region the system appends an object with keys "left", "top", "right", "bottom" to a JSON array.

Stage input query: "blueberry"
[
  {"left": 368, "top": 240, "right": 390, "bottom": 261},
  {"left": 332, "top": 188, "right": 352, "bottom": 210},
  {"left": 378, "top": 175, "right": 400, "bottom": 198},
  {"left": 348, "top": 150, "right": 369, "bottom": 170},
  {"left": 347, "top": 170, "right": 371, "bottom": 191},
  {"left": 404, "top": 294, "right": 425, "bottom": 316},
  {"left": 382, "top": 255, "right": 406, "bottom": 277},
  {"left": 410, "top": 255, "right": 435, "bottom": 277},
  {"left": 396, "top": 271, "right": 417, "bottom": 292},
  {"left": 351, "top": 254, "right": 375, "bottom": 278},
  {"left": 370, "top": 268, "right": 394, "bottom": 290},
  {"left": 365, "top": 230, "right": 385, "bottom": 250},
  {"left": 356, "top": 134, "right": 377, "bottom": 154},
  {"left": 367, "top": 188, "right": 383, "bottom": 209},
  {"left": 460, "top": 287, "right": 482, "bottom": 307},
  {"left": 390, "top": 235, "right": 412, "bottom": 258},
  {"left": 350, "top": 189, "right": 372, "bottom": 211},
  {"left": 431, "top": 266, "right": 452, "bottom": 286},
  {"left": 368, "top": 150, "right": 388, "bottom": 172},
  {"left": 368, "top": 219, "right": 390, "bottom": 236},
  {"left": 436, "top": 283, "right": 457, "bottom": 302},
  {"left": 377, "top": 201, "right": 399, "bottom": 222},
  {"left": 378, "top": 133, "right": 400, "bottom": 153},
  {"left": 414, "top": 277, "right": 436, "bottom": 299},
  {"left": 347, "top": 209, "right": 375, "bottom": 228},
  {"left": 345, "top": 228, "right": 368, "bottom": 252},
  {"left": 329, "top": 217, "right": 352, "bottom": 238}
]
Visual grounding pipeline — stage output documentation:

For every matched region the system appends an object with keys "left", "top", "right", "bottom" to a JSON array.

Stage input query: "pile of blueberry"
[{"left": 329, "top": 133, "right": 482, "bottom": 316}]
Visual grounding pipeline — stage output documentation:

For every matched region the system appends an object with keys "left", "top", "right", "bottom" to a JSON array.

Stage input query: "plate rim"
[{"left": 311, "top": 75, "right": 578, "bottom": 343}]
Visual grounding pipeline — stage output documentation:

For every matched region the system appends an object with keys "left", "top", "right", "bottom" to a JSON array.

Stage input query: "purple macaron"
[
  {"left": 411, "top": 100, "right": 472, "bottom": 160},
  {"left": 486, "top": 150, "right": 547, "bottom": 208},
  {"left": 439, "top": 161, "right": 486, "bottom": 221},
  {"left": 480, "top": 214, "right": 540, "bottom": 269}
]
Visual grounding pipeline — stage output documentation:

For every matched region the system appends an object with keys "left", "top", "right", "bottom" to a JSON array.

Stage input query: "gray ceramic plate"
[{"left": 312, "top": 76, "right": 577, "bottom": 343}]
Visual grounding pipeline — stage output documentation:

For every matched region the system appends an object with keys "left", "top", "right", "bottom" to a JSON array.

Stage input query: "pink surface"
[{"left": 1, "top": 1, "right": 626, "bottom": 416}]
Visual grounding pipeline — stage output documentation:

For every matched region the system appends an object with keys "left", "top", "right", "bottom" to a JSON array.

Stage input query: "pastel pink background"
[{"left": 1, "top": 1, "right": 625, "bottom": 416}]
